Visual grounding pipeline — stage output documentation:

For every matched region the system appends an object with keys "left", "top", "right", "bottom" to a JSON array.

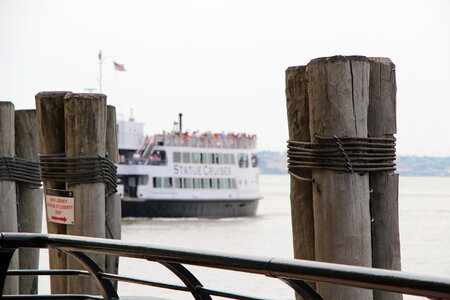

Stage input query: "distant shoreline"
[{"left": 258, "top": 151, "right": 450, "bottom": 177}]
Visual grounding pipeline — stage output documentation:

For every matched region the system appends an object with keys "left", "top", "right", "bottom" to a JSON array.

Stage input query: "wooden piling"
[
  {"left": 368, "top": 57, "right": 402, "bottom": 300},
  {"left": 15, "top": 110, "right": 43, "bottom": 294},
  {"left": 285, "top": 66, "right": 315, "bottom": 298},
  {"left": 0, "top": 101, "right": 19, "bottom": 294},
  {"left": 306, "top": 56, "right": 373, "bottom": 299},
  {"left": 105, "top": 105, "right": 121, "bottom": 289},
  {"left": 65, "top": 93, "right": 107, "bottom": 295},
  {"left": 35, "top": 91, "right": 72, "bottom": 294}
]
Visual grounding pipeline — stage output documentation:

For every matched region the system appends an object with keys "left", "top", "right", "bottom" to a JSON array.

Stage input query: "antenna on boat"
[
  {"left": 98, "top": 50, "right": 103, "bottom": 93},
  {"left": 129, "top": 108, "right": 135, "bottom": 122},
  {"left": 179, "top": 113, "right": 183, "bottom": 133}
]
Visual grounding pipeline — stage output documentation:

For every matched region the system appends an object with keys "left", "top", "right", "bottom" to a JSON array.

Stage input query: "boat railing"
[
  {"left": 157, "top": 134, "right": 257, "bottom": 149},
  {"left": 1, "top": 233, "right": 450, "bottom": 300}
]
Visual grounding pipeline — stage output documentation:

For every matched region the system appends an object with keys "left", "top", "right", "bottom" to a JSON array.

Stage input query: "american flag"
[{"left": 113, "top": 61, "right": 126, "bottom": 71}]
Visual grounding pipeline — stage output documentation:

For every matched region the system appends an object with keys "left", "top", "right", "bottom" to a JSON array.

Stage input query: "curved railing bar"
[
  {"left": 278, "top": 278, "right": 323, "bottom": 300},
  {"left": 0, "top": 249, "right": 15, "bottom": 296},
  {"left": 159, "top": 262, "right": 212, "bottom": 300},
  {"left": 64, "top": 251, "right": 119, "bottom": 300},
  {"left": 2, "top": 233, "right": 450, "bottom": 299}
]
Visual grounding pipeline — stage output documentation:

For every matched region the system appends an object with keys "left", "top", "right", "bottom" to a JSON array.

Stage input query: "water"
[{"left": 39, "top": 175, "right": 450, "bottom": 299}]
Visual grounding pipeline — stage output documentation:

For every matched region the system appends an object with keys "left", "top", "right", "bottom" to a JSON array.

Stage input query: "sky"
[{"left": 1, "top": 0, "right": 449, "bottom": 156}]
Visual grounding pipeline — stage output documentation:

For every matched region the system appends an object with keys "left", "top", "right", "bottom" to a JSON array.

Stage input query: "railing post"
[
  {"left": 35, "top": 91, "right": 71, "bottom": 294},
  {"left": 308, "top": 56, "right": 373, "bottom": 299},
  {"left": 65, "top": 93, "right": 107, "bottom": 295},
  {"left": 15, "top": 109, "right": 43, "bottom": 294},
  {"left": 0, "top": 102, "right": 19, "bottom": 295},
  {"left": 285, "top": 66, "right": 316, "bottom": 298},
  {"left": 105, "top": 105, "right": 121, "bottom": 290},
  {"left": 368, "top": 57, "right": 402, "bottom": 300}
]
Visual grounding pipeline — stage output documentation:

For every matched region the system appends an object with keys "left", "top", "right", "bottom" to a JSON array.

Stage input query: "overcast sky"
[{"left": 1, "top": 0, "right": 449, "bottom": 156}]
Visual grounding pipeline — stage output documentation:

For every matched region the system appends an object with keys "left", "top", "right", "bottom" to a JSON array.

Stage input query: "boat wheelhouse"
[{"left": 117, "top": 118, "right": 261, "bottom": 218}]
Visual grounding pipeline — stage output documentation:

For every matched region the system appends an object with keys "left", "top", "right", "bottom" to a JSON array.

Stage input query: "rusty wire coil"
[
  {"left": 287, "top": 135, "right": 396, "bottom": 178},
  {"left": 39, "top": 153, "right": 117, "bottom": 195},
  {"left": 0, "top": 156, "right": 42, "bottom": 186}
]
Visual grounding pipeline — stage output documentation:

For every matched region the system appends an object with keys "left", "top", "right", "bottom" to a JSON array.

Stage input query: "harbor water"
[{"left": 38, "top": 175, "right": 450, "bottom": 299}]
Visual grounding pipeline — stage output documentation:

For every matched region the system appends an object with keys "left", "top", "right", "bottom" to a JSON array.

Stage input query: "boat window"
[
  {"left": 230, "top": 178, "right": 237, "bottom": 189},
  {"left": 184, "top": 178, "right": 193, "bottom": 188},
  {"left": 210, "top": 178, "right": 218, "bottom": 189},
  {"left": 206, "top": 153, "right": 213, "bottom": 164},
  {"left": 220, "top": 178, "right": 229, "bottom": 189},
  {"left": 202, "top": 178, "right": 210, "bottom": 189},
  {"left": 153, "top": 177, "right": 162, "bottom": 188},
  {"left": 174, "top": 177, "right": 183, "bottom": 188},
  {"left": 149, "top": 150, "right": 166, "bottom": 165},
  {"left": 213, "top": 153, "right": 220, "bottom": 164},
  {"left": 182, "top": 152, "right": 191, "bottom": 163},
  {"left": 251, "top": 154, "right": 259, "bottom": 167},
  {"left": 138, "top": 176, "right": 149, "bottom": 185},
  {"left": 173, "top": 152, "right": 181, "bottom": 163},
  {"left": 193, "top": 178, "right": 201, "bottom": 189},
  {"left": 200, "top": 153, "right": 205, "bottom": 164},
  {"left": 163, "top": 177, "right": 172, "bottom": 188},
  {"left": 230, "top": 154, "right": 236, "bottom": 165},
  {"left": 192, "top": 152, "right": 200, "bottom": 164},
  {"left": 223, "top": 154, "right": 230, "bottom": 165},
  {"left": 238, "top": 153, "right": 249, "bottom": 168},
  {"left": 218, "top": 178, "right": 224, "bottom": 189}
]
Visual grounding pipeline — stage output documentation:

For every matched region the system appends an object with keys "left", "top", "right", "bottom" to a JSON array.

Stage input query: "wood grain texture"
[
  {"left": 285, "top": 66, "right": 315, "bottom": 298},
  {"left": 15, "top": 109, "right": 43, "bottom": 294},
  {"left": 65, "top": 93, "right": 107, "bottom": 295},
  {"left": 35, "top": 91, "right": 71, "bottom": 293},
  {"left": 0, "top": 101, "right": 19, "bottom": 294},
  {"left": 368, "top": 57, "right": 402, "bottom": 300},
  {"left": 307, "top": 56, "right": 373, "bottom": 300},
  {"left": 105, "top": 105, "right": 121, "bottom": 289}
]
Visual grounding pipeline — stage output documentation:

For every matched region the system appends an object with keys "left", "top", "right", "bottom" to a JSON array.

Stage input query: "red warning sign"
[{"left": 45, "top": 188, "right": 75, "bottom": 225}]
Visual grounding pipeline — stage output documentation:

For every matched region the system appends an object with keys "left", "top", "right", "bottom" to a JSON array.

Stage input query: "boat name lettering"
[{"left": 173, "top": 164, "right": 231, "bottom": 176}]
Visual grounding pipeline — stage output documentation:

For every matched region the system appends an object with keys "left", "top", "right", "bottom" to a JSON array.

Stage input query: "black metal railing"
[{"left": 1, "top": 233, "right": 450, "bottom": 300}]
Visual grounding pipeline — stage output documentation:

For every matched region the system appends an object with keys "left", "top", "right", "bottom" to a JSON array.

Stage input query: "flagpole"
[{"left": 98, "top": 50, "right": 103, "bottom": 93}]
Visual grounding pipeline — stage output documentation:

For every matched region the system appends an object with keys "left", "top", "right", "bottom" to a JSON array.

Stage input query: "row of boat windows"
[
  {"left": 172, "top": 152, "right": 258, "bottom": 168},
  {"left": 153, "top": 177, "right": 238, "bottom": 189}
]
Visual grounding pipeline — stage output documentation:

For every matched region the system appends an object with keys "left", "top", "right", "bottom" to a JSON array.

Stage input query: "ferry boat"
[{"left": 117, "top": 116, "right": 262, "bottom": 218}]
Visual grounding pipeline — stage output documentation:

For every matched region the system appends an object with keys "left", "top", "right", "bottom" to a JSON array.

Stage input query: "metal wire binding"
[
  {"left": 39, "top": 153, "right": 117, "bottom": 195},
  {"left": 287, "top": 134, "right": 396, "bottom": 178},
  {"left": 0, "top": 155, "right": 42, "bottom": 186}
]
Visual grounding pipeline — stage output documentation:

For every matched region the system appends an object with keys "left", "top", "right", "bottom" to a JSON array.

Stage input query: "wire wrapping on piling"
[
  {"left": 287, "top": 135, "right": 396, "bottom": 178},
  {"left": 0, "top": 156, "right": 42, "bottom": 186},
  {"left": 39, "top": 153, "right": 118, "bottom": 195}
]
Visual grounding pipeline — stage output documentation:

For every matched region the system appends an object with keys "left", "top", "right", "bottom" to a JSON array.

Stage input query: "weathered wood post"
[
  {"left": 65, "top": 93, "right": 107, "bottom": 294},
  {"left": 368, "top": 57, "right": 402, "bottom": 300},
  {"left": 105, "top": 105, "right": 121, "bottom": 289},
  {"left": 285, "top": 66, "right": 315, "bottom": 298},
  {"left": 0, "top": 101, "right": 19, "bottom": 294},
  {"left": 15, "top": 110, "right": 43, "bottom": 294},
  {"left": 35, "top": 91, "right": 71, "bottom": 293},
  {"left": 307, "top": 56, "right": 373, "bottom": 299}
]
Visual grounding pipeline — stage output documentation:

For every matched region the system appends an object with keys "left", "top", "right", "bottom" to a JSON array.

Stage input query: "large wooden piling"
[
  {"left": 0, "top": 101, "right": 19, "bottom": 294},
  {"left": 35, "top": 91, "right": 71, "bottom": 293},
  {"left": 65, "top": 93, "right": 107, "bottom": 294},
  {"left": 15, "top": 110, "right": 43, "bottom": 294},
  {"left": 285, "top": 66, "right": 315, "bottom": 298},
  {"left": 105, "top": 105, "right": 121, "bottom": 289},
  {"left": 368, "top": 57, "right": 402, "bottom": 300},
  {"left": 307, "top": 56, "right": 373, "bottom": 299}
]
